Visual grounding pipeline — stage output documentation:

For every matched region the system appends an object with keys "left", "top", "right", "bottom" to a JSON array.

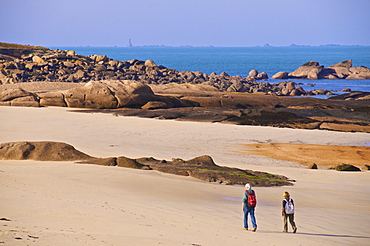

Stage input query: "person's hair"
[{"left": 283, "top": 191, "right": 290, "bottom": 197}]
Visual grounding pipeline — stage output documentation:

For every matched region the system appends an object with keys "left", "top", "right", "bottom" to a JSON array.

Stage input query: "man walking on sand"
[{"left": 242, "top": 183, "right": 257, "bottom": 231}]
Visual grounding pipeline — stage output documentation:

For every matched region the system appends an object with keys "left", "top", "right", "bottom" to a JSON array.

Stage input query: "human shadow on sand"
[
  {"left": 257, "top": 230, "right": 370, "bottom": 239},
  {"left": 296, "top": 232, "right": 370, "bottom": 239}
]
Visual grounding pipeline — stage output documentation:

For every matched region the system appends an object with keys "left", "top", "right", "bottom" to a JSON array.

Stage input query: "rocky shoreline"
[
  {"left": 1, "top": 43, "right": 370, "bottom": 133},
  {"left": 1, "top": 42, "right": 370, "bottom": 96},
  {"left": 1, "top": 79, "right": 370, "bottom": 132}
]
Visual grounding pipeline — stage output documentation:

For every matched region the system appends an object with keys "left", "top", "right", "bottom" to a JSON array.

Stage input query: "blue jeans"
[{"left": 244, "top": 204, "right": 257, "bottom": 229}]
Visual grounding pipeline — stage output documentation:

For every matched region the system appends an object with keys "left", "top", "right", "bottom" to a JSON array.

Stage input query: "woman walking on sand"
[
  {"left": 282, "top": 191, "right": 297, "bottom": 233},
  {"left": 242, "top": 183, "right": 257, "bottom": 231}
]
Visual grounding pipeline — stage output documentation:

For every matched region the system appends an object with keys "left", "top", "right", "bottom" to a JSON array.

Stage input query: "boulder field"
[
  {"left": 1, "top": 42, "right": 369, "bottom": 96},
  {"left": 0, "top": 141, "right": 293, "bottom": 186},
  {"left": 0, "top": 42, "right": 270, "bottom": 93}
]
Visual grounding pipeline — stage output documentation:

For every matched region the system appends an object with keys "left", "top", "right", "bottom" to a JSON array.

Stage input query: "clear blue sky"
[{"left": 1, "top": 0, "right": 369, "bottom": 47}]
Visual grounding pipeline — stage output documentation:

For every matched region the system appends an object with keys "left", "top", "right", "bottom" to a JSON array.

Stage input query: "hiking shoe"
[
  {"left": 293, "top": 227, "right": 297, "bottom": 233},
  {"left": 243, "top": 228, "right": 248, "bottom": 230},
  {"left": 252, "top": 227, "right": 257, "bottom": 232}
]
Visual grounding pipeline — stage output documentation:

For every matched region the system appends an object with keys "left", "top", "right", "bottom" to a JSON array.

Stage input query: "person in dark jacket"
[
  {"left": 242, "top": 183, "right": 257, "bottom": 231},
  {"left": 282, "top": 191, "right": 297, "bottom": 233}
]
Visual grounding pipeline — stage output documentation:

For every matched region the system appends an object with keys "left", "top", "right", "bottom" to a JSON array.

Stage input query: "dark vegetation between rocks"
[
  {"left": 0, "top": 141, "right": 293, "bottom": 186},
  {"left": 329, "top": 164, "right": 362, "bottom": 172}
]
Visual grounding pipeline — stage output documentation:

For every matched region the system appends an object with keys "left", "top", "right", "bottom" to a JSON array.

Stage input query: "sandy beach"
[{"left": 1, "top": 106, "right": 370, "bottom": 245}]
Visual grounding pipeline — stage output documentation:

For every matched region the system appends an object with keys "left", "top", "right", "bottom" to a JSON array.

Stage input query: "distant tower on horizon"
[{"left": 127, "top": 38, "right": 133, "bottom": 47}]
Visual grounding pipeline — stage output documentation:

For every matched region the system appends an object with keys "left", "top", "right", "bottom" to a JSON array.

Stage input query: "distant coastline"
[{"left": 48, "top": 44, "right": 369, "bottom": 48}]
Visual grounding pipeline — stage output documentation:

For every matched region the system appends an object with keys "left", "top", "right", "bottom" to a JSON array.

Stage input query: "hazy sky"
[{"left": 1, "top": 0, "right": 369, "bottom": 47}]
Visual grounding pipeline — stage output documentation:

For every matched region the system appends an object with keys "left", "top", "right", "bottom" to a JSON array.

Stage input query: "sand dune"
[{"left": 1, "top": 106, "right": 370, "bottom": 245}]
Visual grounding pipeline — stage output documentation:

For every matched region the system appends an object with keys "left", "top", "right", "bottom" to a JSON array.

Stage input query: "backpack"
[
  {"left": 285, "top": 198, "right": 294, "bottom": 214},
  {"left": 246, "top": 190, "right": 257, "bottom": 207}
]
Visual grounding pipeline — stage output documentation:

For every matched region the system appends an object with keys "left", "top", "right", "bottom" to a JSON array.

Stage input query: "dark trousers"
[{"left": 284, "top": 213, "right": 296, "bottom": 231}]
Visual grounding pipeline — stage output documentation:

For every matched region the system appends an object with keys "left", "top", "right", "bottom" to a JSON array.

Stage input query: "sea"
[{"left": 50, "top": 46, "right": 370, "bottom": 97}]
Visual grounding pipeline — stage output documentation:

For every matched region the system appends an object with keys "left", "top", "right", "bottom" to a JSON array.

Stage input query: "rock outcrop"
[
  {"left": 0, "top": 87, "right": 40, "bottom": 107},
  {"left": 273, "top": 60, "right": 370, "bottom": 80},
  {"left": 329, "top": 91, "right": 370, "bottom": 100},
  {"left": 1, "top": 81, "right": 369, "bottom": 132},
  {"left": 73, "top": 89, "right": 370, "bottom": 133},
  {"left": 0, "top": 141, "right": 293, "bottom": 186},
  {"left": 329, "top": 164, "right": 361, "bottom": 171},
  {"left": 307, "top": 163, "right": 318, "bottom": 169},
  {"left": 317, "top": 60, "right": 370, "bottom": 80},
  {"left": 0, "top": 42, "right": 49, "bottom": 61},
  {"left": 0, "top": 141, "right": 92, "bottom": 161},
  {"left": 326, "top": 60, "right": 353, "bottom": 79},
  {"left": 347, "top": 66, "right": 370, "bottom": 79},
  {"left": 134, "top": 155, "right": 292, "bottom": 186},
  {"left": 0, "top": 80, "right": 186, "bottom": 109},
  {"left": 271, "top": 71, "right": 289, "bottom": 79},
  {"left": 288, "top": 61, "right": 324, "bottom": 79},
  {"left": 274, "top": 81, "right": 309, "bottom": 96}
]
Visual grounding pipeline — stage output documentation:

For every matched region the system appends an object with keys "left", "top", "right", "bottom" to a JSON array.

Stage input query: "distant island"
[
  {"left": 124, "top": 44, "right": 366, "bottom": 48},
  {"left": 122, "top": 39, "right": 366, "bottom": 48}
]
